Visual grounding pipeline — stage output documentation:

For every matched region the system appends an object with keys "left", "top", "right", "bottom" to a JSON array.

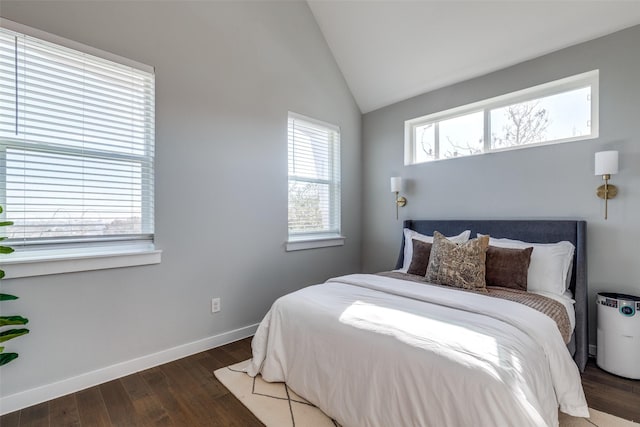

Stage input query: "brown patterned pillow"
[
  {"left": 485, "top": 246, "right": 533, "bottom": 291},
  {"left": 407, "top": 239, "right": 432, "bottom": 276},
  {"left": 425, "top": 232, "right": 490, "bottom": 292}
]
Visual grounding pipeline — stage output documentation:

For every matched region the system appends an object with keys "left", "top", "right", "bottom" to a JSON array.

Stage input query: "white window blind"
[
  {"left": 287, "top": 112, "right": 340, "bottom": 240},
  {"left": 0, "top": 24, "right": 155, "bottom": 247}
]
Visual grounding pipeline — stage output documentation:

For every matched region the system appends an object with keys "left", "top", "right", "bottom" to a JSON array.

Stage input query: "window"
[
  {"left": 0, "top": 20, "right": 157, "bottom": 276},
  {"left": 286, "top": 112, "right": 342, "bottom": 251},
  {"left": 405, "top": 70, "right": 599, "bottom": 165}
]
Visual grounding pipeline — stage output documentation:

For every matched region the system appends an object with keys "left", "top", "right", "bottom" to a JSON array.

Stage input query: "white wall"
[
  {"left": 361, "top": 25, "right": 640, "bottom": 347},
  {"left": 0, "top": 0, "right": 361, "bottom": 404}
]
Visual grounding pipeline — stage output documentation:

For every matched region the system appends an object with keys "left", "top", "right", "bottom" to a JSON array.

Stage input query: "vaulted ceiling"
[{"left": 307, "top": 1, "right": 640, "bottom": 113}]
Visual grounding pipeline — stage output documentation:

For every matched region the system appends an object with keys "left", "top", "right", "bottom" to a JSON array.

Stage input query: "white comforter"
[{"left": 247, "top": 274, "right": 589, "bottom": 427}]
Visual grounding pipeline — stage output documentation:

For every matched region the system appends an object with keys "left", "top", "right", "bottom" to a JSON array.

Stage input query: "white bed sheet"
[
  {"left": 391, "top": 269, "right": 577, "bottom": 332},
  {"left": 248, "top": 274, "right": 588, "bottom": 427}
]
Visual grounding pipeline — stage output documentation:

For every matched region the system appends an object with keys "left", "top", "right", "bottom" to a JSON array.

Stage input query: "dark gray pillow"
[
  {"left": 407, "top": 239, "right": 432, "bottom": 276},
  {"left": 485, "top": 246, "right": 533, "bottom": 291}
]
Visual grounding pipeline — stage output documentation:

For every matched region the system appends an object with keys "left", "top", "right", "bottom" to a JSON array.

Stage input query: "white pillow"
[
  {"left": 400, "top": 228, "right": 471, "bottom": 272},
  {"left": 485, "top": 236, "right": 575, "bottom": 296}
]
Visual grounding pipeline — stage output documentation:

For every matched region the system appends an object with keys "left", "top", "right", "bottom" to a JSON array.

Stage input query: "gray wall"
[
  {"left": 362, "top": 25, "right": 640, "bottom": 347},
  {"left": 0, "top": 1, "right": 361, "bottom": 398}
]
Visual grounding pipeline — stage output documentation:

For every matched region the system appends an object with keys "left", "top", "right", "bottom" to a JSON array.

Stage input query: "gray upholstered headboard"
[{"left": 395, "top": 220, "right": 588, "bottom": 372}]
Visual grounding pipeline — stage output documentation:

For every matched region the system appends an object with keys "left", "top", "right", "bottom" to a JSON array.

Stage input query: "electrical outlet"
[{"left": 211, "top": 297, "right": 221, "bottom": 313}]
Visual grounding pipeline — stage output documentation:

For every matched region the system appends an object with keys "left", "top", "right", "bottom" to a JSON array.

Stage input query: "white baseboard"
[
  {"left": 0, "top": 323, "right": 259, "bottom": 415},
  {"left": 589, "top": 344, "right": 597, "bottom": 357}
]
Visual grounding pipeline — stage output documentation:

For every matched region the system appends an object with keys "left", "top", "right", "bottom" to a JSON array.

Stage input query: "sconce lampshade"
[
  {"left": 390, "top": 177, "right": 402, "bottom": 193},
  {"left": 595, "top": 151, "right": 619, "bottom": 176}
]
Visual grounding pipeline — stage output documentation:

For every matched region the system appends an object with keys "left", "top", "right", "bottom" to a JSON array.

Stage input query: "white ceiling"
[{"left": 307, "top": 1, "right": 640, "bottom": 113}]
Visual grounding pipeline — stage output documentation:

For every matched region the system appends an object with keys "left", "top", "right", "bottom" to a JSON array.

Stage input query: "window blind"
[
  {"left": 287, "top": 112, "right": 340, "bottom": 239},
  {"left": 0, "top": 25, "right": 155, "bottom": 246}
]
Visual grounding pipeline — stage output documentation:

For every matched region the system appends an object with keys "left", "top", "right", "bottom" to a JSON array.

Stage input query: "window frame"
[
  {"left": 0, "top": 18, "right": 160, "bottom": 277},
  {"left": 286, "top": 112, "right": 344, "bottom": 251},
  {"left": 404, "top": 70, "right": 599, "bottom": 165}
]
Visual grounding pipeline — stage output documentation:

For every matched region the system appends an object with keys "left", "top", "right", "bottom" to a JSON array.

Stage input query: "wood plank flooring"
[
  {"left": 581, "top": 358, "right": 640, "bottom": 422},
  {"left": 1, "top": 337, "right": 638, "bottom": 426},
  {"left": 0, "top": 338, "right": 261, "bottom": 427}
]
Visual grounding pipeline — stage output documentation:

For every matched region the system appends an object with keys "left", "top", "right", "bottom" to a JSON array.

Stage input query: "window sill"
[
  {"left": 285, "top": 236, "right": 345, "bottom": 252},
  {"left": 1, "top": 244, "right": 162, "bottom": 279}
]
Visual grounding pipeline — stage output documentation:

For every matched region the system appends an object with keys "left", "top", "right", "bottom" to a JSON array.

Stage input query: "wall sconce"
[
  {"left": 595, "top": 150, "right": 619, "bottom": 220},
  {"left": 390, "top": 176, "right": 407, "bottom": 220}
]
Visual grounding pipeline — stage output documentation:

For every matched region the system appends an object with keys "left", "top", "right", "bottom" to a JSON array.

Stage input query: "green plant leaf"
[
  {"left": 0, "top": 352, "right": 18, "bottom": 366},
  {"left": 0, "top": 316, "right": 28, "bottom": 326},
  {"left": 0, "top": 328, "right": 29, "bottom": 343},
  {"left": 0, "top": 206, "right": 23, "bottom": 366}
]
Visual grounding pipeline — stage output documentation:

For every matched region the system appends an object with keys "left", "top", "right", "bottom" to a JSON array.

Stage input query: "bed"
[{"left": 248, "top": 220, "right": 589, "bottom": 427}]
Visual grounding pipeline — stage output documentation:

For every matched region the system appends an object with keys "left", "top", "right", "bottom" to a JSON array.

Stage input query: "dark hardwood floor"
[
  {"left": 0, "top": 338, "right": 262, "bottom": 427},
  {"left": 581, "top": 358, "right": 640, "bottom": 422},
  {"left": 1, "top": 338, "right": 639, "bottom": 426}
]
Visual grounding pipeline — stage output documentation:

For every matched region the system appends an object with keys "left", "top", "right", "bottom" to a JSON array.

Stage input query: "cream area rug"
[{"left": 214, "top": 360, "right": 639, "bottom": 427}]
